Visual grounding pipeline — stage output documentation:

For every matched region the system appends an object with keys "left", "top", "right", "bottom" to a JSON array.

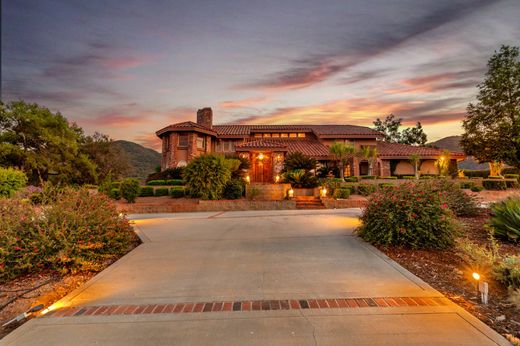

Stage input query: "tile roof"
[
  {"left": 156, "top": 121, "right": 216, "bottom": 136},
  {"left": 376, "top": 141, "right": 465, "bottom": 159},
  {"left": 236, "top": 138, "right": 331, "bottom": 159}
]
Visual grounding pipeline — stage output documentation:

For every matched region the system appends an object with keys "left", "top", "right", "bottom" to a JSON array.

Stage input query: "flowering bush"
[
  {"left": 358, "top": 182, "right": 457, "bottom": 249},
  {"left": 0, "top": 188, "right": 138, "bottom": 282},
  {"left": 418, "top": 180, "right": 480, "bottom": 216}
]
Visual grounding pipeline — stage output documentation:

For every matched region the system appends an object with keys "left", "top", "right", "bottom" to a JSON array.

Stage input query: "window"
[
  {"left": 263, "top": 133, "right": 271, "bottom": 137},
  {"left": 280, "top": 133, "right": 288, "bottom": 138},
  {"left": 254, "top": 133, "right": 262, "bottom": 138},
  {"left": 164, "top": 135, "right": 170, "bottom": 151},
  {"left": 197, "top": 136, "right": 205, "bottom": 150},
  {"left": 178, "top": 134, "right": 188, "bottom": 147},
  {"left": 271, "top": 133, "right": 280, "bottom": 138},
  {"left": 297, "top": 133, "right": 306, "bottom": 138},
  {"left": 223, "top": 141, "right": 235, "bottom": 152},
  {"left": 289, "top": 133, "right": 297, "bottom": 138}
]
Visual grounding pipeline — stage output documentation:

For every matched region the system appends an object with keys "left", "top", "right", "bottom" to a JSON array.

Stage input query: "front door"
[{"left": 252, "top": 153, "right": 273, "bottom": 183}]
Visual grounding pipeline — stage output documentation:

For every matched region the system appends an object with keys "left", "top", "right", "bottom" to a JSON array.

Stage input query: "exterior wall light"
[
  {"left": 275, "top": 174, "right": 280, "bottom": 183},
  {"left": 258, "top": 153, "right": 264, "bottom": 160},
  {"left": 288, "top": 188, "right": 294, "bottom": 198},
  {"left": 245, "top": 175, "right": 250, "bottom": 183},
  {"left": 472, "top": 272, "right": 480, "bottom": 281}
]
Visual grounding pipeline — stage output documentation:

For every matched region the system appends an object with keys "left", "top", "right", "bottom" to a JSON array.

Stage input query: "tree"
[
  {"left": 461, "top": 45, "right": 520, "bottom": 169},
  {"left": 373, "top": 114, "right": 427, "bottom": 146},
  {"left": 329, "top": 142, "right": 355, "bottom": 178},
  {"left": 358, "top": 146, "right": 378, "bottom": 176},
  {"left": 409, "top": 154, "right": 421, "bottom": 179},
  {"left": 0, "top": 101, "right": 97, "bottom": 184},
  {"left": 80, "top": 132, "right": 130, "bottom": 181}
]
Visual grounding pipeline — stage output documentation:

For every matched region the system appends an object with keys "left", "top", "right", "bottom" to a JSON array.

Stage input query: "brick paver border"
[{"left": 44, "top": 296, "right": 449, "bottom": 318}]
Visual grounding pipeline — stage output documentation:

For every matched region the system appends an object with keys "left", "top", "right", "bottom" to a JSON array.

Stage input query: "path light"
[
  {"left": 320, "top": 187, "right": 327, "bottom": 197},
  {"left": 288, "top": 188, "right": 294, "bottom": 198},
  {"left": 472, "top": 272, "right": 480, "bottom": 281}
]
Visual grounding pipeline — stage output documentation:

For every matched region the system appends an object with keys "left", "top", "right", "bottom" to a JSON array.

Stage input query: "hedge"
[
  {"left": 463, "top": 169, "right": 489, "bottom": 178},
  {"left": 360, "top": 175, "right": 377, "bottom": 180},
  {"left": 403, "top": 176, "right": 415, "bottom": 180},
  {"left": 378, "top": 183, "right": 395, "bottom": 189},
  {"left": 147, "top": 179, "right": 184, "bottom": 186},
  {"left": 333, "top": 188, "right": 351, "bottom": 199},
  {"left": 504, "top": 174, "right": 520, "bottom": 180},
  {"left": 459, "top": 181, "right": 476, "bottom": 189},
  {"left": 154, "top": 187, "right": 169, "bottom": 196},
  {"left": 378, "top": 176, "right": 397, "bottom": 180},
  {"left": 344, "top": 176, "right": 359, "bottom": 182},
  {"left": 170, "top": 187, "right": 185, "bottom": 198},
  {"left": 357, "top": 183, "right": 377, "bottom": 196},
  {"left": 483, "top": 179, "right": 507, "bottom": 190},
  {"left": 138, "top": 186, "right": 154, "bottom": 197}
]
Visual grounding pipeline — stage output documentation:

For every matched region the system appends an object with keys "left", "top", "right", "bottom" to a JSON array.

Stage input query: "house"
[{"left": 156, "top": 108, "right": 464, "bottom": 183}]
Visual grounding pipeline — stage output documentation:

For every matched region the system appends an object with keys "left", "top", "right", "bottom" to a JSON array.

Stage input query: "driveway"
[{"left": 2, "top": 209, "right": 509, "bottom": 345}]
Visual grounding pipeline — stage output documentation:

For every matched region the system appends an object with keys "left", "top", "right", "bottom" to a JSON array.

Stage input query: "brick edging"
[{"left": 44, "top": 296, "right": 449, "bottom": 318}]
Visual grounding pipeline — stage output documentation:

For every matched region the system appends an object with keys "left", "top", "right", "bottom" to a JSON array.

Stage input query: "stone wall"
[
  {"left": 246, "top": 183, "right": 291, "bottom": 200},
  {"left": 321, "top": 196, "right": 368, "bottom": 209}
]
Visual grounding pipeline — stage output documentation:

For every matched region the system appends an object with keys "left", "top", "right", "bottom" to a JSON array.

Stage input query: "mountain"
[
  {"left": 113, "top": 140, "right": 161, "bottom": 180},
  {"left": 427, "top": 136, "right": 488, "bottom": 170}
]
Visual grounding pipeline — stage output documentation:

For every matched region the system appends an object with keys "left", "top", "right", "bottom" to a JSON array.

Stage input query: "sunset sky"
[{"left": 2, "top": 0, "right": 519, "bottom": 150}]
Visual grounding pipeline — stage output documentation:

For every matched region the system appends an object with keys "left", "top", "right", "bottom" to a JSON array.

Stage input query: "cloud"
[
  {"left": 232, "top": 97, "right": 468, "bottom": 127},
  {"left": 237, "top": 0, "right": 493, "bottom": 91},
  {"left": 385, "top": 70, "right": 481, "bottom": 94},
  {"left": 218, "top": 96, "right": 270, "bottom": 109},
  {"left": 134, "top": 133, "right": 162, "bottom": 151}
]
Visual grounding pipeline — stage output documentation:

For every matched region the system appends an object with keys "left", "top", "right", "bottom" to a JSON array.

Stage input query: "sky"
[{"left": 2, "top": 0, "right": 520, "bottom": 150}]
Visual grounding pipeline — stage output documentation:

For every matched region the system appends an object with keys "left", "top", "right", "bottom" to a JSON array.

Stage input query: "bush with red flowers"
[
  {"left": 0, "top": 187, "right": 138, "bottom": 282},
  {"left": 357, "top": 182, "right": 457, "bottom": 249}
]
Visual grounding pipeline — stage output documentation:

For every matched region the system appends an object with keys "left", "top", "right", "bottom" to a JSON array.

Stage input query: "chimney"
[{"left": 196, "top": 107, "right": 213, "bottom": 129}]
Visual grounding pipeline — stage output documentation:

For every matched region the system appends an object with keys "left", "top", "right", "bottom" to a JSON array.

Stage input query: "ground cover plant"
[{"left": 488, "top": 197, "right": 520, "bottom": 243}]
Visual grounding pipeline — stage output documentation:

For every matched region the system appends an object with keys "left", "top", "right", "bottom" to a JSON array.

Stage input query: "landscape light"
[
  {"left": 320, "top": 187, "right": 327, "bottom": 197},
  {"left": 275, "top": 174, "right": 280, "bottom": 183},
  {"left": 245, "top": 175, "right": 250, "bottom": 183},
  {"left": 288, "top": 188, "right": 294, "bottom": 198},
  {"left": 472, "top": 272, "right": 480, "bottom": 281}
]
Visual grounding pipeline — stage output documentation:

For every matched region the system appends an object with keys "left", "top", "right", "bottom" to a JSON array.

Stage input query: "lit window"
[
  {"left": 271, "top": 133, "right": 280, "bottom": 137},
  {"left": 280, "top": 133, "right": 288, "bottom": 138},
  {"left": 289, "top": 133, "right": 297, "bottom": 138},
  {"left": 297, "top": 133, "right": 306, "bottom": 137},
  {"left": 178, "top": 134, "right": 188, "bottom": 147},
  {"left": 263, "top": 133, "right": 271, "bottom": 137},
  {"left": 254, "top": 133, "right": 262, "bottom": 138}
]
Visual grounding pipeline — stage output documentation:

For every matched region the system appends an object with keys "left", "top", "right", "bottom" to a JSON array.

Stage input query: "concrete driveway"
[{"left": 2, "top": 209, "right": 509, "bottom": 345}]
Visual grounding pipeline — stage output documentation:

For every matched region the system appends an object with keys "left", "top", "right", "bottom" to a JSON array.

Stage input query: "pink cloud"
[
  {"left": 100, "top": 54, "right": 159, "bottom": 70},
  {"left": 218, "top": 96, "right": 270, "bottom": 110},
  {"left": 134, "top": 133, "right": 162, "bottom": 151}
]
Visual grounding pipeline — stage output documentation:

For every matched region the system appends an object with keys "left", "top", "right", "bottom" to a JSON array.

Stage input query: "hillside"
[
  {"left": 113, "top": 140, "right": 161, "bottom": 180},
  {"left": 428, "top": 136, "right": 487, "bottom": 170}
]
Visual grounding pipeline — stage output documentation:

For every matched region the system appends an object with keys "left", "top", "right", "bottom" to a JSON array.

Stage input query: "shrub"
[
  {"left": 154, "top": 187, "right": 169, "bottom": 196},
  {"left": 184, "top": 154, "right": 232, "bottom": 200},
  {"left": 418, "top": 180, "right": 480, "bottom": 216},
  {"left": 505, "top": 179, "right": 519, "bottom": 188},
  {"left": 402, "top": 176, "right": 415, "bottom": 180},
  {"left": 498, "top": 256, "right": 520, "bottom": 289},
  {"left": 223, "top": 179, "right": 244, "bottom": 200},
  {"left": 358, "top": 182, "right": 457, "bottom": 249},
  {"left": 357, "top": 183, "right": 376, "bottom": 196},
  {"left": 283, "top": 169, "right": 318, "bottom": 188},
  {"left": 379, "top": 176, "right": 397, "bottom": 180},
  {"left": 419, "top": 176, "right": 433, "bottom": 180},
  {"left": 504, "top": 174, "right": 520, "bottom": 180},
  {"left": 463, "top": 169, "right": 489, "bottom": 178},
  {"left": 502, "top": 167, "right": 519, "bottom": 175},
  {"left": 138, "top": 186, "right": 154, "bottom": 197},
  {"left": 488, "top": 197, "right": 520, "bottom": 243},
  {"left": 110, "top": 188, "right": 121, "bottom": 200},
  {"left": 488, "top": 175, "right": 504, "bottom": 179},
  {"left": 166, "top": 179, "right": 184, "bottom": 186},
  {"left": 170, "top": 187, "right": 185, "bottom": 198},
  {"left": 248, "top": 186, "right": 260, "bottom": 200},
  {"left": 471, "top": 185, "right": 484, "bottom": 192},
  {"left": 333, "top": 188, "right": 351, "bottom": 199},
  {"left": 146, "top": 167, "right": 184, "bottom": 182},
  {"left": 146, "top": 180, "right": 167, "bottom": 185},
  {"left": 457, "top": 238, "right": 500, "bottom": 278},
  {"left": 344, "top": 176, "right": 359, "bottom": 182},
  {"left": 0, "top": 167, "right": 28, "bottom": 198},
  {"left": 282, "top": 152, "right": 317, "bottom": 172},
  {"left": 120, "top": 178, "right": 140, "bottom": 203},
  {"left": 378, "top": 183, "right": 395, "bottom": 189},
  {"left": 360, "top": 175, "right": 376, "bottom": 180},
  {"left": 0, "top": 189, "right": 138, "bottom": 282},
  {"left": 459, "top": 181, "right": 476, "bottom": 189},
  {"left": 483, "top": 179, "right": 507, "bottom": 190},
  {"left": 111, "top": 181, "right": 121, "bottom": 189}
]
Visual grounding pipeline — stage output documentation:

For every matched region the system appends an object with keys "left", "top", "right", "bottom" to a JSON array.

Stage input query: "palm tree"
[
  {"left": 330, "top": 142, "right": 355, "bottom": 179},
  {"left": 358, "top": 146, "right": 378, "bottom": 176},
  {"left": 409, "top": 154, "right": 421, "bottom": 179}
]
